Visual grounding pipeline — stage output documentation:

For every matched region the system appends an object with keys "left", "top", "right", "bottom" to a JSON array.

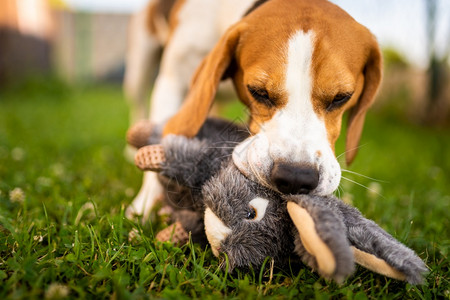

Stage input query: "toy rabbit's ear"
[
  {"left": 287, "top": 202, "right": 337, "bottom": 277},
  {"left": 351, "top": 247, "right": 407, "bottom": 281},
  {"left": 339, "top": 197, "right": 427, "bottom": 284},
  {"left": 134, "top": 145, "right": 165, "bottom": 172}
]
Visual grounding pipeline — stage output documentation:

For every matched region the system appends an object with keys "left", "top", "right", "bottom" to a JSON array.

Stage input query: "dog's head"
[{"left": 163, "top": 0, "right": 382, "bottom": 196}]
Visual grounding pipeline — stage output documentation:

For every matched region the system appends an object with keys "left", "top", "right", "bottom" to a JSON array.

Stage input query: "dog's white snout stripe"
[
  {"left": 204, "top": 208, "right": 232, "bottom": 257},
  {"left": 232, "top": 29, "right": 341, "bottom": 196}
]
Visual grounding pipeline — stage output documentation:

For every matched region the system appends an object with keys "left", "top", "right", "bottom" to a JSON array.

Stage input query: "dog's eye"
[
  {"left": 327, "top": 93, "right": 353, "bottom": 111},
  {"left": 247, "top": 85, "right": 274, "bottom": 107},
  {"left": 246, "top": 207, "right": 257, "bottom": 220}
]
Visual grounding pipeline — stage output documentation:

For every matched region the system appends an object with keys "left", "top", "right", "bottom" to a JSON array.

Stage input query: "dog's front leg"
[
  {"left": 126, "top": 0, "right": 219, "bottom": 221},
  {"left": 126, "top": 172, "right": 164, "bottom": 221}
]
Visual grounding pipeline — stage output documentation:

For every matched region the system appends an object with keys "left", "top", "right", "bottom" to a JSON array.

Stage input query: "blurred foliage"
[
  {"left": 0, "top": 74, "right": 71, "bottom": 100},
  {"left": 382, "top": 48, "right": 409, "bottom": 70}
]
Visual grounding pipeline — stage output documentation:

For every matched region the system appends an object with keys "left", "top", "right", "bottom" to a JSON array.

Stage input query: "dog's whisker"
[
  {"left": 341, "top": 169, "right": 389, "bottom": 183},
  {"left": 248, "top": 160, "right": 271, "bottom": 189},
  {"left": 341, "top": 176, "right": 386, "bottom": 199},
  {"left": 334, "top": 185, "right": 342, "bottom": 198},
  {"left": 217, "top": 154, "right": 232, "bottom": 159},
  {"left": 211, "top": 141, "right": 241, "bottom": 145},
  {"left": 207, "top": 146, "right": 236, "bottom": 150},
  {"left": 336, "top": 143, "right": 369, "bottom": 160},
  {"left": 338, "top": 185, "right": 344, "bottom": 198}
]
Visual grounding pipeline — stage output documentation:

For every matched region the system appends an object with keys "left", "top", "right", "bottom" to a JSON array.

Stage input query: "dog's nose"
[{"left": 270, "top": 163, "right": 319, "bottom": 194}]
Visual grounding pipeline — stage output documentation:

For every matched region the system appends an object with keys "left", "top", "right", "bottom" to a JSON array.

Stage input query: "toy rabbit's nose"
[{"left": 270, "top": 163, "right": 319, "bottom": 194}]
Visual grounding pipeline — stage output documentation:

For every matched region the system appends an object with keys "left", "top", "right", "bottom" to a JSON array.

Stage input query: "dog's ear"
[
  {"left": 163, "top": 23, "right": 246, "bottom": 137},
  {"left": 346, "top": 37, "right": 382, "bottom": 165}
]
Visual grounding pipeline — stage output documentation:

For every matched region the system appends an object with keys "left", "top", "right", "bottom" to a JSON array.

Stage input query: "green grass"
[{"left": 0, "top": 79, "right": 449, "bottom": 299}]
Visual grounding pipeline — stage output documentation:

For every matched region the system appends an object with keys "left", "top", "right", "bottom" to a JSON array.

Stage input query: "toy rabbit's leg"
[
  {"left": 134, "top": 137, "right": 223, "bottom": 189},
  {"left": 340, "top": 204, "right": 427, "bottom": 284},
  {"left": 156, "top": 221, "right": 190, "bottom": 245},
  {"left": 286, "top": 197, "right": 355, "bottom": 283},
  {"left": 134, "top": 145, "right": 165, "bottom": 171}
]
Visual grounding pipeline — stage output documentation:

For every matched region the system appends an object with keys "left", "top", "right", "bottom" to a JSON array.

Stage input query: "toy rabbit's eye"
[
  {"left": 246, "top": 198, "right": 269, "bottom": 221},
  {"left": 246, "top": 207, "right": 257, "bottom": 220}
]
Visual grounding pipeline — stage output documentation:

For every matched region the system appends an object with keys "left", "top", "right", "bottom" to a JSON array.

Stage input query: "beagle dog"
[{"left": 124, "top": 0, "right": 382, "bottom": 220}]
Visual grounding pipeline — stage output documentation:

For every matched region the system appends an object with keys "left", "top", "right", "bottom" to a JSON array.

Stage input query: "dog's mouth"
[{"left": 232, "top": 136, "right": 342, "bottom": 196}]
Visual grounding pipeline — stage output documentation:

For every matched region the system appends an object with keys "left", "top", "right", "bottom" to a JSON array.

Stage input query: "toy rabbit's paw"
[
  {"left": 286, "top": 199, "right": 355, "bottom": 283},
  {"left": 363, "top": 245, "right": 428, "bottom": 285},
  {"left": 127, "top": 120, "right": 156, "bottom": 148},
  {"left": 293, "top": 236, "right": 354, "bottom": 283},
  {"left": 135, "top": 145, "right": 165, "bottom": 171},
  {"left": 156, "top": 222, "right": 190, "bottom": 245}
]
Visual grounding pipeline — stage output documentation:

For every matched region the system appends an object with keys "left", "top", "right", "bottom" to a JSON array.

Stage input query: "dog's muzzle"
[{"left": 270, "top": 162, "right": 319, "bottom": 194}]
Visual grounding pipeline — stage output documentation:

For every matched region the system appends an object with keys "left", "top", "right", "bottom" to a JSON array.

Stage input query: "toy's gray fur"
[
  {"left": 202, "top": 163, "right": 294, "bottom": 270},
  {"left": 128, "top": 118, "right": 427, "bottom": 284}
]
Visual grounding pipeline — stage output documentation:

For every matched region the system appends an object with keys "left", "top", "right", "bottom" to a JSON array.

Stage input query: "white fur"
[
  {"left": 123, "top": 4, "right": 161, "bottom": 125},
  {"left": 125, "top": 172, "right": 163, "bottom": 220},
  {"left": 249, "top": 197, "right": 269, "bottom": 221},
  {"left": 233, "top": 30, "right": 341, "bottom": 196},
  {"left": 204, "top": 208, "right": 232, "bottom": 257}
]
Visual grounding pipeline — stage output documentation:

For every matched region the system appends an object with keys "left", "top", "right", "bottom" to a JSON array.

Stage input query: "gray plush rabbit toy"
[{"left": 127, "top": 118, "right": 427, "bottom": 284}]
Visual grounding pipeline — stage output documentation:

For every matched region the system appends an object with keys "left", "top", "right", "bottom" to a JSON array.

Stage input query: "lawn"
[{"left": 0, "top": 79, "right": 448, "bottom": 299}]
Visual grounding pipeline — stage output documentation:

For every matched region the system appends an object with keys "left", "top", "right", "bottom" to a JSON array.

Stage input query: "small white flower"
[
  {"left": 367, "top": 182, "right": 382, "bottom": 199},
  {"left": 74, "top": 202, "right": 95, "bottom": 225},
  {"left": 36, "top": 177, "right": 53, "bottom": 188},
  {"left": 45, "top": 283, "right": 70, "bottom": 299},
  {"left": 128, "top": 228, "right": 140, "bottom": 242},
  {"left": 34, "top": 235, "right": 44, "bottom": 242},
  {"left": 50, "top": 163, "right": 65, "bottom": 177},
  {"left": 9, "top": 188, "right": 25, "bottom": 204},
  {"left": 11, "top": 147, "right": 25, "bottom": 161}
]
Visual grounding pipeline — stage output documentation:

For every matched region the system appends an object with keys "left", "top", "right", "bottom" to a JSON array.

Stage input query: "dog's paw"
[{"left": 125, "top": 172, "right": 164, "bottom": 222}]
